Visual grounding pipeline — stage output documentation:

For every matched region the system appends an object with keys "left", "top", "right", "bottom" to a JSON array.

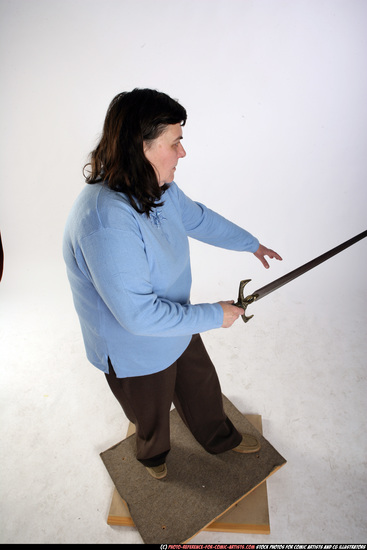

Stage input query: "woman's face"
[{"left": 144, "top": 123, "right": 186, "bottom": 186}]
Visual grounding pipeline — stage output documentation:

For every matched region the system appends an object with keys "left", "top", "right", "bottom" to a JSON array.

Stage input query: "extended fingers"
[
  {"left": 268, "top": 249, "right": 283, "bottom": 261},
  {"left": 254, "top": 244, "right": 282, "bottom": 268}
]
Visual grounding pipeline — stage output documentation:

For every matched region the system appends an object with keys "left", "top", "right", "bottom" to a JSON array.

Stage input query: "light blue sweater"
[{"left": 63, "top": 182, "right": 259, "bottom": 377}]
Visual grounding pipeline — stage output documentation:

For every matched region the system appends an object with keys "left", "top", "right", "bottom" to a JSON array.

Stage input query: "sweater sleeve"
[
  {"left": 76, "top": 223, "right": 224, "bottom": 337},
  {"left": 171, "top": 183, "right": 260, "bottom": 252}
]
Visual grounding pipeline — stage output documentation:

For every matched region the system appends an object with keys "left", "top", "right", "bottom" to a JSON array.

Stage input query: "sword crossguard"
[{"left": 234, "top": 279, "right": 258, "bottom": 323}]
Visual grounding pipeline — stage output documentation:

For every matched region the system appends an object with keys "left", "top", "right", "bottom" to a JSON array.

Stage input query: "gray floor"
[{"left": 1, "top": 254, "right": 366, "bottom": 544}]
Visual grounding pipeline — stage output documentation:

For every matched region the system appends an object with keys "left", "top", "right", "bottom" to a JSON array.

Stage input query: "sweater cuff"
[{"left": 248, "top": 237, "right": 260, "bottom": 253}]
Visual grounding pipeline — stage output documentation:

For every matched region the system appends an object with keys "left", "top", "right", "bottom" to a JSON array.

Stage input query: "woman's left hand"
[{"left": 254, "top": 243, "right": 283, "bottom": 269}]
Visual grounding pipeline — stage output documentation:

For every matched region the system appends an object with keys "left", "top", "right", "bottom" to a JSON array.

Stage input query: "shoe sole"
[{"left": 232, "top": 443, "right": 261, "bottom": 453}]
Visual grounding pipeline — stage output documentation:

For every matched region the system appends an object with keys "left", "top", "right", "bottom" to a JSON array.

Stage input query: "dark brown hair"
[{"left": 84, "top": 88, "right": 187, "bottom": 215}]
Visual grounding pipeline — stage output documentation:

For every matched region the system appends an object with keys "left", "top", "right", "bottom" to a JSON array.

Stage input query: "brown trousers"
[{"left": 105, "top": 334, "right": 242, "bottom": 467}]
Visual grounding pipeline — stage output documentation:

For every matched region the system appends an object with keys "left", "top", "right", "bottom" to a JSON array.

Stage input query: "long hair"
[{"left": 84, "top": 88, "right": 187, "bottom": 215}]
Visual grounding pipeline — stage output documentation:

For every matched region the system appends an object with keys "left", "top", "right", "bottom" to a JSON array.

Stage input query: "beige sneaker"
[
  {"left": 232, "top": 434, "right": 261, "bottom": 453},
  {"left": 145, "top": 463, "right": 167, "bottom": 479}
]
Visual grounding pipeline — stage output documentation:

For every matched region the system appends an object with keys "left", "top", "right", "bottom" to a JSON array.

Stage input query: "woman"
[{"left": 63, "top": 88, "right": 282, "bottom": 480}]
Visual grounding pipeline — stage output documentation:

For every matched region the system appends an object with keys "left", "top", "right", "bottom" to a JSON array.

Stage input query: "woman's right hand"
[{"left": 218, "top": 301, "right": 244, "bottom": 328}]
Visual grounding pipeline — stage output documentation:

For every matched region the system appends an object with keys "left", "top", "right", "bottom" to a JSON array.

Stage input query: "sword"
[{"left": 235, "top": 230, "right": 367, "bottom": 322}]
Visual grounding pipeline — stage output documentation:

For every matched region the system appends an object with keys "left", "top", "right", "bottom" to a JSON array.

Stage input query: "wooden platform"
[
  {"left": 107, "top": 414, "right": 271, "bottom": 535},
  {"left": 100, "top": 395, "right": 286, "bottom": 544}
]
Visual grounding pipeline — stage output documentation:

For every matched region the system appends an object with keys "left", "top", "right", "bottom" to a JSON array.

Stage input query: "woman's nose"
[{"left": 178, "top": 143, "right": 186, "bottom": 158}]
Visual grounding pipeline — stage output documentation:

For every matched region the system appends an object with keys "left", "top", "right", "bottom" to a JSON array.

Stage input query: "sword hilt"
[{"left": 234, "top": 279, "right": 258, "bottom": 323}]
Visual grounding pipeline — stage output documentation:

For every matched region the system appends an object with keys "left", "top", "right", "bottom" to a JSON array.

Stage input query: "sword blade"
[{"left": 251, "top": 229, "right": 367, "bottom": 302}]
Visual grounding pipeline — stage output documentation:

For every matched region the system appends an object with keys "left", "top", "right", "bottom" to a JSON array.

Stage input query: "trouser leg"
[
  {"left": 105, "top": 334, "right": 241, "bottom": 465},
  {"left": 173, "top": 334, "right": 242, "bottom": 454},
  {"left": 105, "top": 359, "right": 176, "bottom": 467}
]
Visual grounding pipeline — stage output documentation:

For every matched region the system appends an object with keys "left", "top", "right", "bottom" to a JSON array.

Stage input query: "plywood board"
[
  {"left": 107, "top": 415, "right": 270, "bottom": 534},
  {"left": 100, "top": 395, "right": 286, "bottom": 544}
]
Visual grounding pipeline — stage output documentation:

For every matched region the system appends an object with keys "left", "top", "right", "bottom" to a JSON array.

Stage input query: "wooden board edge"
[
  {"left": 206, "top": 522, "right": 270, "bottom": 535},
  {"left": 107, "top": 512, "right": 270, "bottom": 535}
]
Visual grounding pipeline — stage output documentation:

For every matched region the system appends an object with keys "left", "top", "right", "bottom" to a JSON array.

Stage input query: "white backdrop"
[
  {"left": 1, "top": 0, "right": 367, "bottom": 544},
  {"left": 1, "top": 0, "right": 366, "bottom": 297}
]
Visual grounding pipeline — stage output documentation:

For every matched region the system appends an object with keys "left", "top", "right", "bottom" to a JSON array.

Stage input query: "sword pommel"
[{"left": 234, "top": 279, "right": 258, "bottom": 323}]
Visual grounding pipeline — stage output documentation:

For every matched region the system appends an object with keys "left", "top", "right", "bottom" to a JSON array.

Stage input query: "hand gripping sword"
[{"left": 235, "top": 230, "right": 367, "bottom": 323}]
